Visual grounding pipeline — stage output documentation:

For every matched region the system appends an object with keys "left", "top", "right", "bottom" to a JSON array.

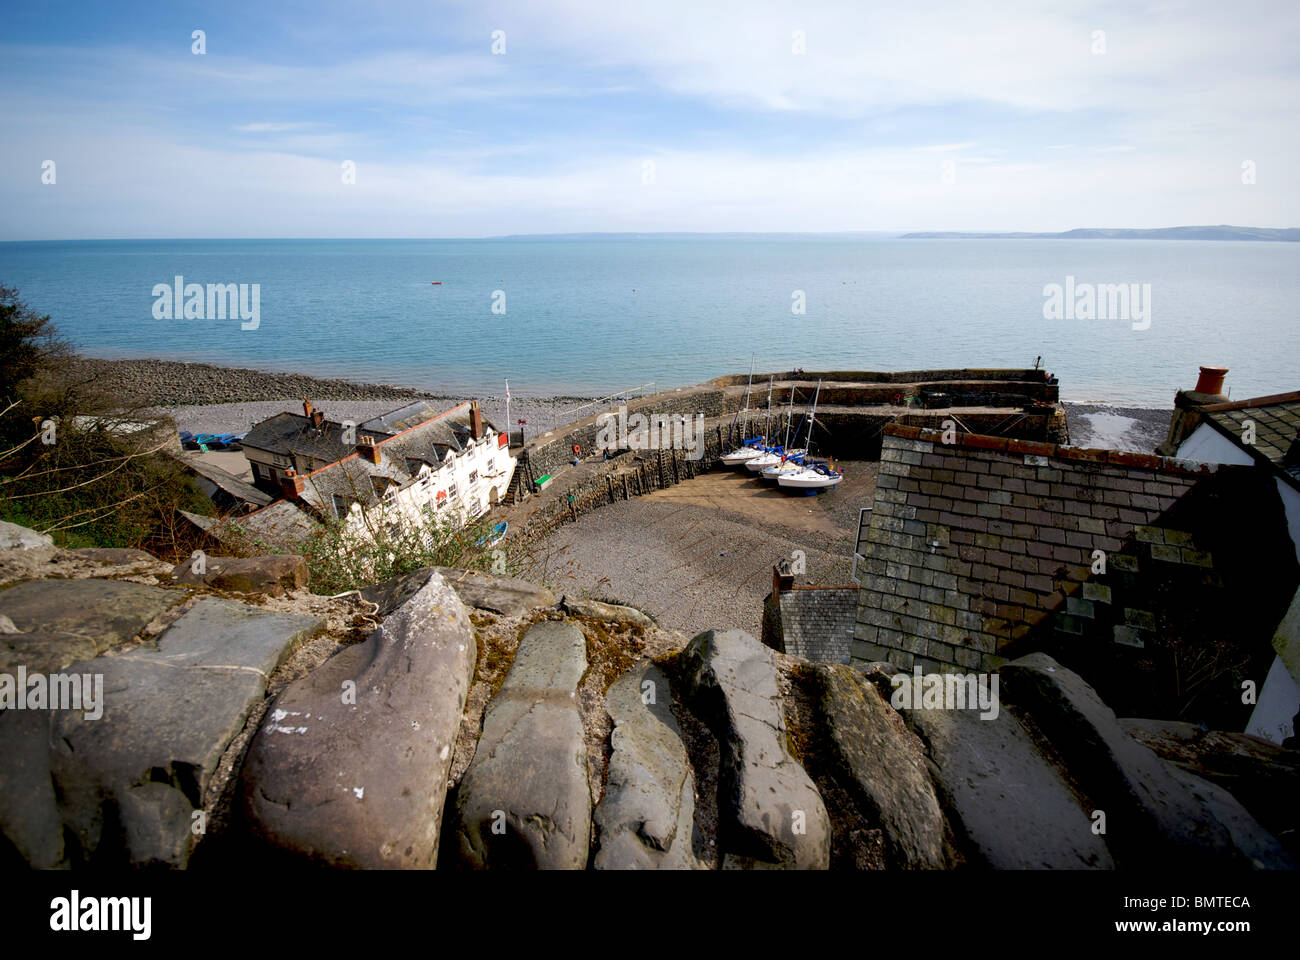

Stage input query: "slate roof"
[
  {"left": 853, "top": 424, "right": 1299, "bottom": 722},
  {"left": 772, "top": 586, "right": 858, "bottom": 664},
  {"left": 1196, "top": 391, "right": 1300, "bottom": 489},
  {"left": 292, "top": 402, "right": 500, "bottom": 518},
  {"left": 180, "top": 500, "right": 318, "bottom": 551},
  {"left": 241, "top": 412, "right": 382, "bottom": 462},
  {"left": 170, "top": 452, "right": 272, "bottom": 508},
  {"left": 361, "top": 400, "right": 469, "bottom": 435}
]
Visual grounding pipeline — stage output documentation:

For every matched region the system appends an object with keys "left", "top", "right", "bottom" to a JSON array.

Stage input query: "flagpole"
[{"left": 505, "top": 379, "right": 511, "bottom": 447}]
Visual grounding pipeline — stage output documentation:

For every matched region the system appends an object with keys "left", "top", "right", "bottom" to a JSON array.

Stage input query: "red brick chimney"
[
  {"left": 470, "top": 401, "right": 484, "bottom": 441},
  {"left": 303, "top": 399, "right": 314, "bottom": 419},
  {"left": 358, "top": 435, "right": 382, "bottom": 464},
  {"left": 280, "top": 468, "right": 305, "bottom": 499}
]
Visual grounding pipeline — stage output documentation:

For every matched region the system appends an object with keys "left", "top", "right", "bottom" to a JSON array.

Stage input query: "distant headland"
[{"left": 900, "top": 225, "right": 1300, "bottom": 241}]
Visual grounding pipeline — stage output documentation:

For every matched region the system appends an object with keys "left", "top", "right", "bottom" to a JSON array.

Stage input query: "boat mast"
[
  {"left": 742, "top": 354, "right": 755, "bottom": 438},
  {"left": 765, "top": 375, "right": 773, "bottom": 442},
  {"left": 782, "top": 382, "right": 795, "bottom": 448},
  {"left": 805, "top": 379, "right": 822, "bottom": 457}
]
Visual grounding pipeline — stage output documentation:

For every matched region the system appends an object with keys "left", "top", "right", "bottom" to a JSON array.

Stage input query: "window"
[
  {"left": 486, "top": 459, "right": 495, "bottom": 473},
  {"left": 469, "top": 470, "right": 478, "bottom": 484},
  {"left": 448, "top": 483, "right": 458, "bottom": 500},
  {"left": 332, "top": 494, "right": 354, "bottom": 519}
]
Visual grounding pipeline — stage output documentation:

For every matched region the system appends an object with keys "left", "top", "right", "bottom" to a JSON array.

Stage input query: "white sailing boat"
[
  {"left": 748, "top": 383, "right": 805, "bottom": 472},
  {"left": 777, "top": 379, "right": 844, "bottom": 492}
]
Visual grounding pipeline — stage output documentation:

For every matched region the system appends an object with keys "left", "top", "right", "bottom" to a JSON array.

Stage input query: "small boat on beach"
[
  {"left": 774, "top": 378, "right": 843, "bottom": 494},
  {"left": 777, "top": 460, "right": 844, "bottom": 492},
  {"left": 720, "top": 438, "right": 766, "bottom": 467},
  {"left": 477, "top": 521, "right": 508, "bottom": 548}
]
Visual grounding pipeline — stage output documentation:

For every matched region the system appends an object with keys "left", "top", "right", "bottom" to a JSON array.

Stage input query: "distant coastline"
[{"left": 901, "top": 225, "right": 1300, "bottom": 241}]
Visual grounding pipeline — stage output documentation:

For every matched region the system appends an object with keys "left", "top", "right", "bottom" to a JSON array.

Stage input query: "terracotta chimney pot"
[{"left": 1194, "top": 366, "right": 1229, "bottom": 395}]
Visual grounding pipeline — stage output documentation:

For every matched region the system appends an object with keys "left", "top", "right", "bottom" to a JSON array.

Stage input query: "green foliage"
[
  {"left": 221, "top": 508, "right": 508, "bottom": 595},
  {"left": 0, "top": 285, "right": 211, "bottom": 558}
]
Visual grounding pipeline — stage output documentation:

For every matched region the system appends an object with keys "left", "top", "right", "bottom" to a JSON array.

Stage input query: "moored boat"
[{"left": 777, "top": 460, "right": 844, "bottom": 491}]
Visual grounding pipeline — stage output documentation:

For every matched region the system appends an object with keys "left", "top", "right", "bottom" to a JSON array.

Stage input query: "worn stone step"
[
  {"left": 594, "top": 660, "right": 701, "bottom": 869},
  {"left": 1, "top": 597, "right": 321, "bottom": 868},
  {"left": 0, "top": 579, "right": 188, "bottom": 674},
  {"left": 678, "top": 629, "right": 830, "bottom": 869},
  {"left": 238, "top": 571, "right": 476, "bottom": 868},
  {"left": 454, "top": 620, "right": 591, "bottom": 869}
]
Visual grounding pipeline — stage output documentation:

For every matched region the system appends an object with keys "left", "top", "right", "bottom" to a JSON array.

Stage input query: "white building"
[{"left": 239, "top": 399, "right": 515, "bottom": 544}]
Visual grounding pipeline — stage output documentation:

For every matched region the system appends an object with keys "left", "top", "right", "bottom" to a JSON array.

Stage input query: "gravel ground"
[
  {"left": 73, "top": 356, "right": 594, "bottom": 437},
  {"left": 1063, "top": 403, "right": 1172, "bottom": 453},
  {"left": 520, "top": 497, "right": 857, "bottom": 638}
]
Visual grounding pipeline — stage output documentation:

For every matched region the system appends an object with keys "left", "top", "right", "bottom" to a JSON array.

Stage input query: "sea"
[{"left": 0, "top": 237, "right": 1295, "bottom": 406}]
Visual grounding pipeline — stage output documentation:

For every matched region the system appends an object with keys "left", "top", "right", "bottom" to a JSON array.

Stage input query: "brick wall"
[{"left": 852, "top": 424, "right": 1298, "bottom": 724}]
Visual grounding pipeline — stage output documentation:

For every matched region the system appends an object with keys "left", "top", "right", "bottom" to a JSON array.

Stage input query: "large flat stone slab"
[
  {"left": 1002, "top": 653, "right": 1279, "bottom": 867},
  {"left": 679, "top": 629, "right": 830, "bottom": 869},
  {"left": 455, "top": 620, "right": 591, "bottom": 869},
  {"left": 37, "top": 598, "right": 321, "bottom": 867},
  {"left": 171, "top": 554, "right": 309, "bottom": 596},
  {"left": 900, "top": 690, "right": 1113, "bottom": 869},
  {"left": 594, "top": 660, "right": 701, "bottom": 869},
  {"left": 1122, "top": 717, "right": 1300, "bottom": 859},
  {"left": 812, "top": 664, "right": 948, "bottom": 869},
  {"left": 238, "top": 571, "right": 476, "bottom": 868},
  {"left": 0, "top": 579, "right": 187, "bottom": 673}
]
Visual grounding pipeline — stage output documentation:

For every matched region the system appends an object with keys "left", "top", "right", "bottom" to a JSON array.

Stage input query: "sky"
[{"left": 1, "top": 0, "right": 1297, "bottom": 239}]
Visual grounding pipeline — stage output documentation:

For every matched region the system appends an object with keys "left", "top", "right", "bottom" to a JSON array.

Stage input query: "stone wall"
[
  {"left": 852, "top": 425, "right": 1299, "bottom": 726},
  {"left": 524, "top": 387, "right": 726, "bottom": 482}
]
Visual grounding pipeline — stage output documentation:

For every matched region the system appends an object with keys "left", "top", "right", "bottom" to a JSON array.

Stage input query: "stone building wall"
[{"left": 852, "top": 424, "right": 1298, "bottom": 726}]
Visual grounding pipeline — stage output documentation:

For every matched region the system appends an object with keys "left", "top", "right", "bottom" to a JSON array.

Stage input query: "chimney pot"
[
  {"left": 1194, "top": 366, "right": 1229, "bottom": 396},
  {"left": 312, "top": 410, "right": 325, "bottom": 429},
  {"left": 303, "top": 399, "right": 314, "bottom": 419},
  {"left": 358, "top": 435, "right": 382, "bottom": 464}
]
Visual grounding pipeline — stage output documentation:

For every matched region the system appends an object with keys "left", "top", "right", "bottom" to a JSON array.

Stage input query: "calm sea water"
[{"left": 0, "top": 238, "right": 1295, "bottom": 406}]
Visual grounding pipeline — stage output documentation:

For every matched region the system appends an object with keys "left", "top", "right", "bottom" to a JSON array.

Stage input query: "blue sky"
[{"left": 2, "top": 0, "right": 1297, "bottom": 238}]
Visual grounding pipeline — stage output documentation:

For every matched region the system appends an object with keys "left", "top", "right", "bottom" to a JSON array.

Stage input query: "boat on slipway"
[
  {"left": 777, "top": 460, "right": 844, "bottom": 491},
  {"left": 749, "top": 382, "right": 807, "bottom": 473},
  {"left": 774, "top": 379, "right": 844, "bottom": 493},
  {"left": 721, "top": 438, "right": 767, "bottom": 467}
]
